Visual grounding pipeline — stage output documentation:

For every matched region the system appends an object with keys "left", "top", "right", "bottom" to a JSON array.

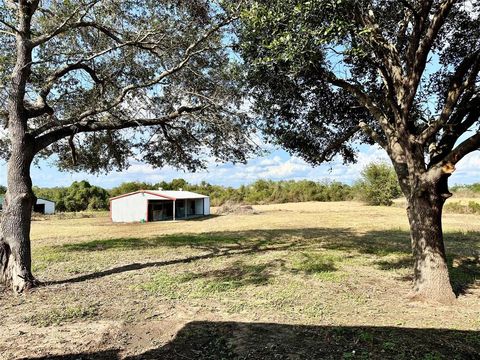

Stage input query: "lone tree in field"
[
  {"left": 0, "top": 0, "right": 254, "bottom": 292},
  {"left": 239, "top": 0, "right": 479, "bottom": 303}
]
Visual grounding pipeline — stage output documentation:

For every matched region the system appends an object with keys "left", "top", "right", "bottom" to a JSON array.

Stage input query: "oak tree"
[
  {"left": 239, "top": 0, "right": 480, "bottom": 303},
  {"left": 0, "top": 0, "right": 254, "bottom": 292}
]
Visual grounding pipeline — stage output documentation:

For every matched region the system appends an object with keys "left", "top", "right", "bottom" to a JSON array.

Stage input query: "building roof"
[
  {"left": 148, "top": 190, "right": 208, "bottom": 200},
  {"left": 0, "top": 196, "right": 55, "bottom": 204},
  {"left": 110, "top": 190, "right": 208, "bottom": 201},
  {"left": 37, "top": 198, "right": 56, "bottom": 204}
]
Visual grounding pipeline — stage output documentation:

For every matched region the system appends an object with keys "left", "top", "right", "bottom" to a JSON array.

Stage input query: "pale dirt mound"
[{"left": 215, "top": 202, "right": 258, "bottom": 215}]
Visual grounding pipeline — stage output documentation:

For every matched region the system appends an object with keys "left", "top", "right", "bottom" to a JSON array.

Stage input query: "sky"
[
  {"left": 1, "top": 2, "right": 478, "bottom": 190},
  {"left": 0, "top": 143, "right": 478, "bottom": 189}
]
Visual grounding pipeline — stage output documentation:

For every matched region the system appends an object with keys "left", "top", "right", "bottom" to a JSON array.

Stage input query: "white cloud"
[
  {"left": 1, "top": 144, "right": 479, "bottom": 189},
  {"left": 451, "top": 151, "right": 480, "bottom": 184}
]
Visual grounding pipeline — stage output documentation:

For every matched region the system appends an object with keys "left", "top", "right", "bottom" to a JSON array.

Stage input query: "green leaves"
[
  {"left": 1, "top": 0, "right": 257, "bottom": 174},
  {"left": 355, "top": 163, "right": 402, "bottom": 206},
  {"left": 238, "top": 0, "right": 480, "bottom": 171}
]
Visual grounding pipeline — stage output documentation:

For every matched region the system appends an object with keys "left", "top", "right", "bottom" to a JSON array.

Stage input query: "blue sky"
[{"left": 0, "top": 143, "right": 478, "bottom": 189}]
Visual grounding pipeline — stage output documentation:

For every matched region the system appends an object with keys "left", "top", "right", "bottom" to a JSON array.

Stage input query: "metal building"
[
  {"left": 110, "top": 190, "right": 210, "bottom": 223},
  {"left": 0, "top": 196, "right": 55, "bottom": 215}
]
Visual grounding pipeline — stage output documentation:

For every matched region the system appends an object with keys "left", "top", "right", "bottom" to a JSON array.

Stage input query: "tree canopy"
[
  {"left": 238, "top": 0, "right": 479, "bottom": 180},
  {"left": 0, "top": 0, "right": 257, "bottom": 293},
  {"left": 0, "top": 0, "right": 255, "bottom": 173}
]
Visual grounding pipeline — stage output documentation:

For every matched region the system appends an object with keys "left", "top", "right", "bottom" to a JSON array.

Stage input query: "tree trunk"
[
  {"left": 406, "top": 186, "right": 456, "bottom": 304},
  {"left": 0, "top": 3, "right": 38, "bottom": 293},
  {"left": 0, "top": 142, "right": 37, "bottom": 293}
]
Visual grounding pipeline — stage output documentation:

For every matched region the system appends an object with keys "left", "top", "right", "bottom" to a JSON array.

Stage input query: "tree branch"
[
  {"left": 0, "top": 18, "right": 20, "bottom": 35},
  {"left": 34, "top": 105, "right": 206, "bottom": 152},
  {"left": 358, "top": 121, "right": 387, "bottom": 149},
  {"left": 30, "top": 0, "right": 101, "bottom": 47},
  {"left": 325, "top": 73, "right": 394, "bottom": 140},
  {"left": 418, "top": 51, "right": 480, "bottom": 144},
  {"left": 403, "top": 0, "right": 455, "bottom": 115},
  {"left": 356, "top": 5, "right": 404, "bottom": 97},
  {"left": 28, "top": 62, "right": 103, "bottom": 119},
  {"left": 61, "top": 18, "right": 232, "bottom": 125},
  {"left": 429, "top": 95, "right": 480, "bottom": 165},
  {"left": 444, "top": 131, "right": 480, "bottom": 165}
]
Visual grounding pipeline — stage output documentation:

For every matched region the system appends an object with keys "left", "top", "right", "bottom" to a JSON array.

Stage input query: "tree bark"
[
  {"left": 1, "top": 3, "right": 38, "bottom": 292},
  {"left": 0, "top": 141, "right": 37, "bottom": 293},
  {"left": 406, "top": 183, "right": 456, "bottom": 304}
]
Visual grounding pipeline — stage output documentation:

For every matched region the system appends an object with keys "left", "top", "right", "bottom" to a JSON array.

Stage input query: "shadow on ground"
[
  {"left": 43, "top": 227, "right": 479, "bottom": 295},
  {"left": 22, "top": 321, "right": 480, "bottom": 360}
]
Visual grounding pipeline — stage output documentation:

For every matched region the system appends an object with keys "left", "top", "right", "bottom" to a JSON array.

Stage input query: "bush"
[
  {"left": 355, "top": 162, "right": 402, "bottom": 206},
  {"left": 34, "top": 181, "right": 109, "bottom": 212},
  {"left": 444, "top": 201, "right": 480, "bottom": 214},
  {"left": 450, "top": 183, "right": 480, "bottom": 197}
]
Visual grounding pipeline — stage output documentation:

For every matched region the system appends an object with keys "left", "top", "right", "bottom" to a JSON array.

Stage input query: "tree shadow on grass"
[
  {"left": 47, "top": 243, "right": 293, "bottom": 286},
  {"left": 45, "top": 227, "right": 479, "bottom": 294},
  {"left": 22, "top": 321, "right": 480, "bottom": 360},
  {"left": 183, "top": 260, "right": 275, "bottom": 290}
]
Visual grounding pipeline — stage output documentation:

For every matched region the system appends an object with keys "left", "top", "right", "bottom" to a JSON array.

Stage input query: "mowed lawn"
[{"left": 0, "top": 201, "right": 479, "bottom": 359}]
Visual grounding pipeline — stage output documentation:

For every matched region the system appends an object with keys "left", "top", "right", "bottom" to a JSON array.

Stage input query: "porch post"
[
  {"left": 173, "top": 200, "right": 176, "bottom": 221},
  {"left": 185, "top": 199, "right": 187, "bottom": 218}
]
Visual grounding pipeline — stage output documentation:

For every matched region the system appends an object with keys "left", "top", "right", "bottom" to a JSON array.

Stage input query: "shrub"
[{"left": 355, "top": 162, "right": 402, "bottom": 206}]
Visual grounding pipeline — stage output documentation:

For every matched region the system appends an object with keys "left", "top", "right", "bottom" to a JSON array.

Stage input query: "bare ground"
[{"left": 0, "top": 201, "right": 479, "bottom": 359}]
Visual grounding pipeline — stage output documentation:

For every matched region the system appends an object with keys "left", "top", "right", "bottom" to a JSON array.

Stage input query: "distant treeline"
[
  {"left": 0, "top": 164, "right": 475, "bottom": 212},
  {"left": 450, "top": 183, "right": 480, "bottom": 196},
  {"left": 27, "top": 178, "right": 355, "bottom": 212}
]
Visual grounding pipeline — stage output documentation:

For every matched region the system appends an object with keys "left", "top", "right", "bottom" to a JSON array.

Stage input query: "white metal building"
[
  {"left": 34, "top": 198, "right": 56, "bottom": 215},
  {"left": 0, "top": 196, "right": 55, "bottom": 215},
  {"left": 110, "top": 190, "right": 210, "bottom": 223}
]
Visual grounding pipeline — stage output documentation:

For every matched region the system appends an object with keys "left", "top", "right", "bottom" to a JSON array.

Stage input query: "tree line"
[{"left": 14, "top": 163, "right": 405, "bottom": 212}]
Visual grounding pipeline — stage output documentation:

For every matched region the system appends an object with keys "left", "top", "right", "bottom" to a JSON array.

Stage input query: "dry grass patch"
[{"left": 0, "top": 201, "right": 479, "bottom": 359}]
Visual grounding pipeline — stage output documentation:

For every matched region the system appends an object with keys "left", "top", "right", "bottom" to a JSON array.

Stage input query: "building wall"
[
  {"left": 203, "top": 197, "right": 210, "bottom": 215},
  {"left": 111, "top": 193, "right": 148, "bottom": 223},
  {"left": 111, "top": 192, "right": 210, "bottom": 222},
  {"left": 37, "top": 199, "right": 55, "bottom": 214},
  {"left": 195, "top": 199, "right": 204, "bottom": 214}
]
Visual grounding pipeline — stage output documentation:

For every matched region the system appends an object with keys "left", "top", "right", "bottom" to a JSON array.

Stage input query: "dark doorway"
[
  {"left": 148, "top": 200, "right": 173, "bottom": 221},
  {"left": 34, "top": 203, "right": 45, "bottom": 214}
]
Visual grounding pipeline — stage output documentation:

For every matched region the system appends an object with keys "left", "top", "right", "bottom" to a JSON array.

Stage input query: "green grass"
[
  {"left": 139, "top": 261, "right": 272, "bottom": 299},
  {"left": 291, "top": 252, "right": 339, "bottom": 273},
  {"left": 31, "top": 247, "right": 72, "bottom": 272},
  {"left": 23, "top": 304, "right": 99, "bottom": 327}
]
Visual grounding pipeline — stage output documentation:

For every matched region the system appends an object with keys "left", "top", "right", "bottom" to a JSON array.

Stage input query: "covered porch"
[{"left": 147, "top": 198, "right": 206, "bottom": 222}]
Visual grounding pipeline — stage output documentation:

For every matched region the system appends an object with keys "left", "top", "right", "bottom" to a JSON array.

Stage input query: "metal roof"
[
  {"left": 147, "top": 190, "right": 208, "bottom": 200},
  {"left": 0, "top": 196, "right": 55, "bottom": 204},
  {"left": 110, "top": 190, "right": 208, "bottom": 201}
]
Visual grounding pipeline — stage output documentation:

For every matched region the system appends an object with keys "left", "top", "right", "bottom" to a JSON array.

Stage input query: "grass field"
[{"left": 0, "top": 201, "right": 479, "bottom": 359}]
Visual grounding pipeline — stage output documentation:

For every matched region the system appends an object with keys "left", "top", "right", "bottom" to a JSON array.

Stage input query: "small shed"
[
  {"left": 110, "top": 190, "right": 210, "bottom": 223},
  {"left": 0, "top": 196, "right": 55, "bottom": 215},
  {"left": 34, "top": 198, "right": 56, "bottom": 215}
]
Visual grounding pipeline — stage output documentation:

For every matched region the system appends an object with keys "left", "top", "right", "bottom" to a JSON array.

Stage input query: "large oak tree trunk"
[
  {"left": 0, "top": 142, "right": 37, "bottom": 292},
  {"left": 0, "top": 4, "right": 38, "bottom": 293},
  {"left": 406, "top": 186, "right": 456, "bottom": 304}
]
